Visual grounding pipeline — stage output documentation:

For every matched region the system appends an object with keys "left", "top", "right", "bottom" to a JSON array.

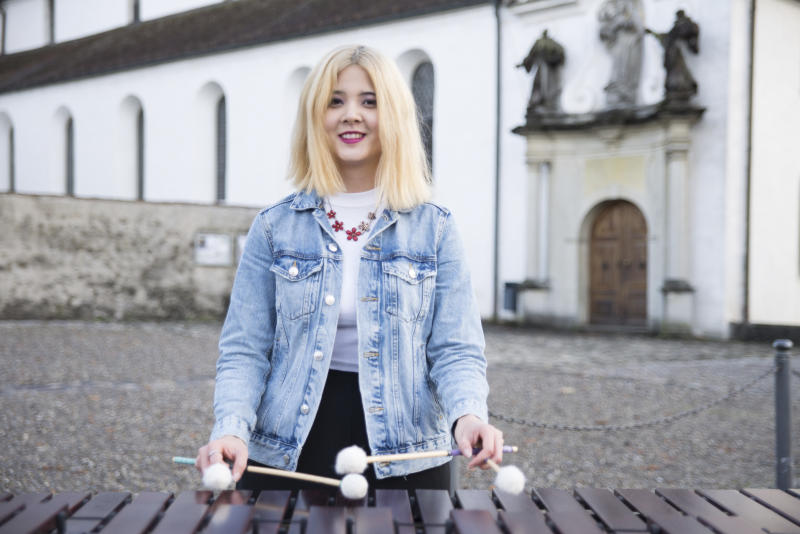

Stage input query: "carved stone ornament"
[
  {"left": 646, "top": 9, "right": 700, "bottom": 107},
  {"left": 517, "top": 29, "right": 566, "bottom": 113},
  {"left": 598, "top": 0, "right": 645, "bottom": 108}
]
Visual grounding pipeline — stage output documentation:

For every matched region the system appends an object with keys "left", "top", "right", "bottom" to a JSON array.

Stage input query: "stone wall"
[{"left": 0, "top": 194, "right": 257, "bottom": 320}]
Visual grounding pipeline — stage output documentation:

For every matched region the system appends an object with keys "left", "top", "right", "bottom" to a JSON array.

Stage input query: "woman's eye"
[
  {"left": 329, "top": 97, "right": 343, "bottom": 106},
  {"left": 363, "top": 99, "right": 377, "bottom": 107}
]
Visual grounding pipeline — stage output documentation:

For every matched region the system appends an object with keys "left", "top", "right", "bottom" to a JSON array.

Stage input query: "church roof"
[{"left": 0, "top": 0, "right": 489, "bottom": 94}]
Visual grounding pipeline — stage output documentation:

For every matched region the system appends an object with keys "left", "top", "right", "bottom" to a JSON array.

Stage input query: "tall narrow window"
[
  {"left": 136, "top": 108, "right": 144, "bottom": 199},
  {"left": 1, "top": 7, "right": 7, "bottom": 55},
  {"left": 118, "top": 96, "right": 143, "bottom": 200},
  {"left": 65, "top": 116, "right": 74, "bottom": 195},
  {"left": 216, "top": 95, "right": 226, "bottom": 203},
  {"left": 8, "top": 127, "right": 14, "bottom": 192},
  {"left": 130, "top": 0, "right": 140, "bottom": 23},
  {"left": 0, "top": 114, "right": 12, "bottom": 192},
  {"left": 412, "top": 61, "right": 434, "bottom": 172},
  {"left": 47, "top": 0, "right": 55, "bottom": 44}
]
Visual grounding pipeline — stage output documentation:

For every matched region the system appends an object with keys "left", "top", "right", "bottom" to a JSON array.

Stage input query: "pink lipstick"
[{"left": 339, "top": 132, "right": 365, "bottom": 144}]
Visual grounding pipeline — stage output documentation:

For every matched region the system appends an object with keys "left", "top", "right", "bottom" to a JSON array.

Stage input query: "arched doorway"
[{"left": 589, "top": 201, "right": 647, "bottom": 325}]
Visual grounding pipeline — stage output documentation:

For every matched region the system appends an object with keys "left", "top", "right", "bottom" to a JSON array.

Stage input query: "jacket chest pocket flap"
[
  {"left": 270, "top": 255, "right": 323, "bottom": 319},
  {"left": 382, "top": 257, "right": 436, "bottom": 322}
]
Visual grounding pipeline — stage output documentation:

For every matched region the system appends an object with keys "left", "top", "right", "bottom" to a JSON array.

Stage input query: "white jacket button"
[
  {"left": 300, "top": 404, "right": 310, "bottom": 415},
  {"left": 288, "top": 265, "right": 299, "bottom": 277},
  {"left": 328, "top": 243, "right": 338, "bottom": 252},
  {"left": 408, "top": 267, "right": 417, "bottom": 278},
  {"left": 313, "top": 350, "right": 323, "bottom": 361},
  {"left": 325, "top": 294, "right": 335, "bottom": 305}
]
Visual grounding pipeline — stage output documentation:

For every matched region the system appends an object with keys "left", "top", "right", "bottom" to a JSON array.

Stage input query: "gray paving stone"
[{"left": 0, "top": 321, "right": 796, "bottom": 494}]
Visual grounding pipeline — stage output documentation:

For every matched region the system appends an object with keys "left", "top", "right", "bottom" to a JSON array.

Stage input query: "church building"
[{"left": 0, "top": 0, "right": 798, "bottom": 339}]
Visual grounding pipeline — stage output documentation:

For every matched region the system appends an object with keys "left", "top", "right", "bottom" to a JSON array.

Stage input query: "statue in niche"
[
  {"left": 598, "top": 0, "right": 644, "bottom": 108},
  {"left": 646, "top": 10, "right": 700, "bottom": 106},
  {"left": 517, "top": 29, "right": 566, "bottom": 112}
]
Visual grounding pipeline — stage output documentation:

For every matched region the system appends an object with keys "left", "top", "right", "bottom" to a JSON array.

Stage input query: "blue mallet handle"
[{"left": 450, "top": 446, "right": 518, "bottom": 456}]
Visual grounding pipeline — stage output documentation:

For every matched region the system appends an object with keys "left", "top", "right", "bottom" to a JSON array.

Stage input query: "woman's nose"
[{"left": 342, "top": 103, "right": 362, "bottom": 123}]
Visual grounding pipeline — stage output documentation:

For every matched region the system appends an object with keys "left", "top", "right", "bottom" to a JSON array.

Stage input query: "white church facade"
[{"left": 0, "top": 0, "right": 798, "bottom": 339}]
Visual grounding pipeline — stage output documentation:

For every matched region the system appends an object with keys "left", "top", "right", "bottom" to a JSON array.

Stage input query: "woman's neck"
[{"left": 339, "top": 164, "right": 377, "bottom": 193}]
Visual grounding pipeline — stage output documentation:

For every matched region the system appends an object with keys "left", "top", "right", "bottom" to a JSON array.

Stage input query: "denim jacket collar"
[
  {"left": 289, "top": 190, "right": 324, "bottom": 211},
  {"left": 290, "top": 189, "right": 402, "bottom": 245}
]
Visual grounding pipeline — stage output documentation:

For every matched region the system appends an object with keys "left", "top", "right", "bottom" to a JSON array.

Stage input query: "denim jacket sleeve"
[
  {"left": 425, "top": 211, "right": 489, "bottom": 431},
  {"left": 210, "top": 212, "right": 276, "bottom": 445}
]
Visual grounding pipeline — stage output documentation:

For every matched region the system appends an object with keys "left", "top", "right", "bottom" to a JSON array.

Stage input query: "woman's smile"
[{"left": 339, "top": 131, "right": 366, "bottom": 144}]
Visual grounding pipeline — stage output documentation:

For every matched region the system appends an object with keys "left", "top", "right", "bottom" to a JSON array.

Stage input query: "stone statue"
[
  {"left": 598, "top": 0, "right": 644, "bottom": 107},
  {"left": 646, "top": 10, "right": 700, "bottom": 105},
  {"left": 517, "top": 29, "right": 566, "bottom": 112}
]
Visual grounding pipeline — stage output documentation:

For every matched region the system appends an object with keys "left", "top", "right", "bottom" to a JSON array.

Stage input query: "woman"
[{"left": 196, "top": 45, "right": 503, "bottom": 490}]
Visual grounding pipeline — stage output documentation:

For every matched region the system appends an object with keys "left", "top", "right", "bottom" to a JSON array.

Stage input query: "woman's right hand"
[{"left": 196, "top": 435, "right": 249, "bottom": 482}]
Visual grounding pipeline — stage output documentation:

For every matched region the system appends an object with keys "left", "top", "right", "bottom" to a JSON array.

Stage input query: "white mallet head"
[
  {"left": 202, "top": 462, "right": 233, "bottom": 490},
  {"left": 494, "top": 465, "right": 526, "bottom": 494},
  {"left": 335, "top": 445, "right": 368, "bottom": 475},
  {"left": 339, "top": 473, "right": 369, "bottom": 499}
]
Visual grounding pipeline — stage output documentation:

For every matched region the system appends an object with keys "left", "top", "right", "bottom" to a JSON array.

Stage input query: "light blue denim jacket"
[{"left": 211, "top": 190, "right": 488, "bottom": 478}]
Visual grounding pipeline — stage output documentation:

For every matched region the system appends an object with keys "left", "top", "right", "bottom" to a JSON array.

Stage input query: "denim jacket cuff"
[
  {"left": 210, "top": 415, "right": 251, "bottom": 445},
  {"left": 447, "top": 401, "right": 489, "bottom": 435}
]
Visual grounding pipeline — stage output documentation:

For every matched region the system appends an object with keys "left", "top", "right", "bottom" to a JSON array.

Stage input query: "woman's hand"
[
  {"left": 453, "top": 414, "right": 504, "bottom": 470},
  {"left": 196, "top": 435, "right": 249, "bottom": 482}
]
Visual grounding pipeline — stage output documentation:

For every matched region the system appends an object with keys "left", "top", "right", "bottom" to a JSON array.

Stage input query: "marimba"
[{"left": 2, "top": 487, "right": 800, "bottom": 534}]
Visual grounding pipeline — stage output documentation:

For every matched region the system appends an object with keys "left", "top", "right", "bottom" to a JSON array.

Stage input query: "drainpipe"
[
  {"left": 742, "top": 0, "right": 756, "bottom": 330},
  {"left": 492, "top": 0, "right": 503, "bottom": 322}
]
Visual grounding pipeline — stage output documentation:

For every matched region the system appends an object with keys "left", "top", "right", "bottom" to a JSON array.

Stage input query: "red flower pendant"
[{"left": 346, "top": 228, "right": 361, "bottom": 241}]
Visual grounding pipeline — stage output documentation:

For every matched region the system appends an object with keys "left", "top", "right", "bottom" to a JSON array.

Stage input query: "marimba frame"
[{"left": 2, "top": 486, "right": 800, "bottom": 533}]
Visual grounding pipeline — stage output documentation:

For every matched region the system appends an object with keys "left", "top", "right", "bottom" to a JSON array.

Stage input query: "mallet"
[
  {"left": 485, "top": 458, "right": 526, "bottom": 494},
  {"left": 334, "top": 445, "right": 519, "bottom": 475},
  {"left": 172, "top": 456, "right": 369, "bottom": 499}
]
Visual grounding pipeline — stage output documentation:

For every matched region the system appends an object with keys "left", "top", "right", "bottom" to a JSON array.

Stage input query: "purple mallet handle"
[{"left": 450, "top": 446, "right": 516, "bottom": 456}]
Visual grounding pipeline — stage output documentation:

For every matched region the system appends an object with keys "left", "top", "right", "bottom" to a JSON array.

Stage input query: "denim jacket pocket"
[
  {"left": 382, "top": 257, "right": 436, "bottom": 323},
  {"left": 270, "top": 254, "right": 323, "bottom": 319}
]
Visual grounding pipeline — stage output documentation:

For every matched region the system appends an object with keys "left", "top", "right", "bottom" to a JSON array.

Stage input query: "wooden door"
[{"left": 589, "top": 202, "right": 647, "bottom": 325}]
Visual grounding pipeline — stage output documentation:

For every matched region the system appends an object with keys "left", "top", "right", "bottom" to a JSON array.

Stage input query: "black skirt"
[{"left": 236, "top": 370, "right": 451, "bottom": 491}]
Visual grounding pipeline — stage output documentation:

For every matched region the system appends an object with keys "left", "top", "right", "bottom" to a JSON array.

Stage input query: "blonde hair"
[{"left": 288, "top": 45, "right": 431, "bottom": 211}]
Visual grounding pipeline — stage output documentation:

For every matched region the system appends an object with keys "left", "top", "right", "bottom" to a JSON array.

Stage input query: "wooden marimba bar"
[{"left": 2, "top": 487, "right": 800, "bottom": 534}]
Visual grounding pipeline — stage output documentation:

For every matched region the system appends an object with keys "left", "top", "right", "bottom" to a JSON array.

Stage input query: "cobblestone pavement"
[{"left": 0, "top": 321, "right": 797, "bottom": 495}]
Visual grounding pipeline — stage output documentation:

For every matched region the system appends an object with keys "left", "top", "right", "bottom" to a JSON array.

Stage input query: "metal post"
[{"left": 774, "top": 339, "right": 793, "bottom": 489}]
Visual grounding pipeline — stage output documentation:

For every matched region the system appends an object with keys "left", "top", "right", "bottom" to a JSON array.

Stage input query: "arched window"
[
  {"left": 274, "top": 66, "right": 311, "bottom": 197},
  {"left": 216, "top": 95, "right": 226, "bottom": 203},
  {"left": 65, "top": 116, "right": 74, "bottom": 195},
  {"left": 0, "top": 113, "right": 12, "bottom": 192},
  {"left": 118, "top": 95, "right": 144, "bottom": 200},
  {"left": 54, "top": 107, "right": 74, "bottom": 195},
  {"left": 197, "top": 82, "right": 225, "bottom": 203},
  {"left": 411, "top": 61, "right": 434, "bottom": 171}
]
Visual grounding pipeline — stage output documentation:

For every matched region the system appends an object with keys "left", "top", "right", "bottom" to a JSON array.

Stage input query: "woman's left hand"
[{"left": 453, "top": 414, "right": 504, "bottom": 469}]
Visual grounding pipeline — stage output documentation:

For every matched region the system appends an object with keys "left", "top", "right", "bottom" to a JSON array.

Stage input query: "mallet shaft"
[
  {"left": 246, "top": 465, "right": 342, "bottom": 488},
  {"left": 173, "top": 455, "right": 343, "bottom": 488},
  {"left": 365, "top": 446, "right": 518, "bottom": 464}
]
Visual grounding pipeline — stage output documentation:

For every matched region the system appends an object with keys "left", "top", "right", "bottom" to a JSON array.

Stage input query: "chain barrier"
[{"left": 489, "top": 364, "right": 776, "bottom": 432}]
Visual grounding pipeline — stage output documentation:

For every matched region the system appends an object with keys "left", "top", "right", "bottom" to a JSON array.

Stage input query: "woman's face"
[{"left": 323, "top": 65, "right": 381, "bottom": 177}]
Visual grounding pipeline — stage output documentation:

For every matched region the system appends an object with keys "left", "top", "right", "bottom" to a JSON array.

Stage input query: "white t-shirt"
[{"left": 326, "top": 188, "right": 380, "bottom": 373}]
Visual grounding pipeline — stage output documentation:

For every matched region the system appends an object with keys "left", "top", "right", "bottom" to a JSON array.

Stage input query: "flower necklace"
[{"left": 325, "top": 200, "right": 378, "bottom": 242}]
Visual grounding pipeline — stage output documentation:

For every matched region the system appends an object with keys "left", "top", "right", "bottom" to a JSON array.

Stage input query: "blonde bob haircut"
[{"left": 288, "top": 45, "right": 431, "bottom": 211}]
